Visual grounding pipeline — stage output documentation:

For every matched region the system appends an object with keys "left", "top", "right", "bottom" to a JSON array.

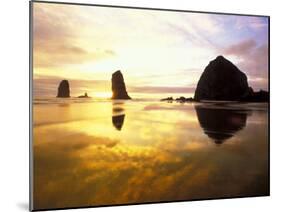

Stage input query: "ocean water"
[{"left": 32, "top": 98, "right": 269, "bottom": 210}]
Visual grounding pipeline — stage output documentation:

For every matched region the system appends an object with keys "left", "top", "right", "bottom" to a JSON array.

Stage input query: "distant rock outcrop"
[
  {"left": 78, "top": 92, "right": 90, "bottom": 98},
  {"left": 241, "top": 89, "right": 269, "bottom": 102},
  {"left": 175, "top": 97, "right": 194, "bottom": 102},
  {"left": 160, "top": 96, "right": 194, "bottom": 102},
  {"left": 194, "top": 56, "right": 249, "bottom": 101},
  {"left": 111, "top": 70, "right": 131, "bottom": 99},
  {"left": 160, "top": 97, "right": 173, "bottom": 102},
  {"left": 57, "top": 80, "right": 70, "bottom": 98}
]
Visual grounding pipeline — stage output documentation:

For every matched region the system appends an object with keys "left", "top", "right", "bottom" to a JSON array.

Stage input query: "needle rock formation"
[{"left": 111, "top": 70, "right": 131, "bottom": 99}]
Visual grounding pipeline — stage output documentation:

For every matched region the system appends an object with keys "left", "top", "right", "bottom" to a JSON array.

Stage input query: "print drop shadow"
[
  {"left": 195, "top": 105, "right": 250, "bottom": 145},
  {"left": 16, "top": 202, "right": 29, "bottom": 211},
  {"left": 112, "top": 101, "right": 126, "bottom": 131}
]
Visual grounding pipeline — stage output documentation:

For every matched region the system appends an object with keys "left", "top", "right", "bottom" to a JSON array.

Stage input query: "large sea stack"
[
  {"left": 194, "top": 56, "right": 250, "bottom": 101},
  {"left": 111, "top": 70, "right": 131, "bottom": 99},
  {"left": 57, "top": 80, "right": 70, "bottom": 98}
]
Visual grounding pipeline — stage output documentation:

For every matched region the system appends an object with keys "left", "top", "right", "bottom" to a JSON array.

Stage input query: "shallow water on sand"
[{"left": 32, "top": 99, "right": 269, "bottom": 210}]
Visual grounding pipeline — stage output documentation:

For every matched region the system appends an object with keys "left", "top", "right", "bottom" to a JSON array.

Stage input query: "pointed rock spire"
[{"left": 111, "top": 70, "right": 131, "bottom": 99}]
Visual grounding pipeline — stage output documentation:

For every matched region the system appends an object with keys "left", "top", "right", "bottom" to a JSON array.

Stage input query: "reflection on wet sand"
[
  {"left": 112, "top": 115, "right": 125, "bottom": 130},
  {"left": 195, "top": 105, "right": 248, "bottom": 144},
  {"left": 33, "top": 101, "right": 269, "bottom": 210},
  {"left": 58, "top": 103, "right": 70, "bottom": 107},
  {"left": 112, "top": 101, "right": 126, "bottom": 130}
]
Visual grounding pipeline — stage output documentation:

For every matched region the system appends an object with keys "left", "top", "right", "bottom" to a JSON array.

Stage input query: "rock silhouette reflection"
[
  {"left": 112, "top": 114, "right": 125, "bottom": 131},
  {"left": 112, "top": 101, "right": 126, "bottom": 131},
  {"left": 195, "top": 105, "right": 248, "bottom": 144}
]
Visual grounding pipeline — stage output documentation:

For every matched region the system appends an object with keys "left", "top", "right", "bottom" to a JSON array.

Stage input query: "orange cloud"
[
  {"left": 34, "top": 41, "right": 116, "bottom": 68},
  {"left": 33, "top": 3, "right": 116, "bottom": 68},
  {"left": 222, "top": 39, "right": 268, "bottom": 90}
]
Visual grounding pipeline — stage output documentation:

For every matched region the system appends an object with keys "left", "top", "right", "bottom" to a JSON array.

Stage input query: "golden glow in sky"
[{"left": 33, "top": 2, "right": 269, "bottom": 98}]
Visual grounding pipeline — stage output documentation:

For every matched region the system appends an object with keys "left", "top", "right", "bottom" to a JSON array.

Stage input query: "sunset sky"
[{"left": 33, "top": 2, "right": 269, "bottom": 99}]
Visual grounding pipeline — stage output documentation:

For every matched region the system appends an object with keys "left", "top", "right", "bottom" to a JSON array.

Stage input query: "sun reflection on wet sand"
[{"left": 33, "top": 101, "right": 268, "bottom": 210}]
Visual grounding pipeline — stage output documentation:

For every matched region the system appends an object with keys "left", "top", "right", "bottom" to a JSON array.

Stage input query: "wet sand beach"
[{"left": 33, "top": 99, "right": 269, "bottom": 209}]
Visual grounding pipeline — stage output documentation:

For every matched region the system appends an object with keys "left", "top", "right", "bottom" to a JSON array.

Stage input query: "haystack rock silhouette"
[
  {"left": 57, "top": 80, "right": 70, "bottom": 98},
  {"left": 112, "top": 101, "right": 126, "bottom": 130},
  {"left": 195, "top": 105, "right": 248, "bottom": 144},
  {"left": 111, "top": 70, "right": 131, "bottom": 99},
  {"left": 194, "top": 56, "right": 250, "bottom": 101}
]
